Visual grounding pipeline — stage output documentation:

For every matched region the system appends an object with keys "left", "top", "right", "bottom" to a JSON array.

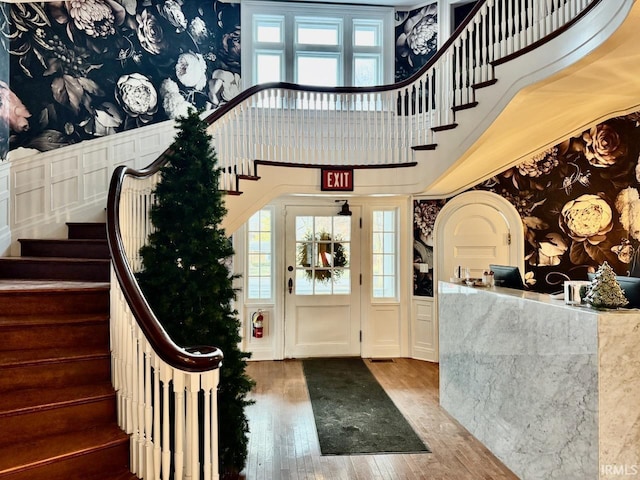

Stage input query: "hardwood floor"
[{"left": 242, "top": 358, "right": 519, "bottom": 480}]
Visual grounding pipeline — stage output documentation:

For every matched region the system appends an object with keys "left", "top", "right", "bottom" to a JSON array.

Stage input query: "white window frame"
[
  {"left": 371, "top": 207, "right": 399, "bottom": 301},
  {"left": 241, "top": 1, "right": 394, "bottom": 89},
  {"left": 245, "top": 206, "right": 275, "bottom": 302}
]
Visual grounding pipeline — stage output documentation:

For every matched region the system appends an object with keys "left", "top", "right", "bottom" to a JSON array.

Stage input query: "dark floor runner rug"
[{"left": 302, "top": 357, "right": 430, "bottom": 456}]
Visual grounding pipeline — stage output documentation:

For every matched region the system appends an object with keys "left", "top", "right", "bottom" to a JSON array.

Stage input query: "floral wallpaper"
[
  {"left": 395, "top": 3, "right": 437, "bottom": 82},
  {"left": 0, "top": 3, "right": 10, "bottom": 160},
  {"left": 413, "top": 111, "right": 640, "bottom": 295},
  {"left": 3, "top": 0, "right": 240, "bottom": 154},
  {"left": 413, "top": 199, "right": 444, "bottom": 296}
]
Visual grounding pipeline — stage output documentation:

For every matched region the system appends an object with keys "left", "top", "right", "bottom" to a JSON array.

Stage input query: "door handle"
[{"left": 288, "top": 278, "right": 293, "bottom": 294}]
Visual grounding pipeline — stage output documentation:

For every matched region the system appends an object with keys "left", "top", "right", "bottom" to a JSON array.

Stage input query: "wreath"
[{"left": 297, "top": 231, "right": 348, "bottom": 283}]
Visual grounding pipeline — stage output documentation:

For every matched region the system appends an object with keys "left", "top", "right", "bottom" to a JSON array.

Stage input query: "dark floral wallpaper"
[
  {"left": 414, "top": 111, "right": 640, "bottom": 295},
  {"left": 413, "top": 199, "right": 444, "bottom": 296},
  {"left": 2, "top": 0, "right": 240, "bottom": 153},
  {"left": 395, "top": 3, "right": 437, "bottom": 82}
]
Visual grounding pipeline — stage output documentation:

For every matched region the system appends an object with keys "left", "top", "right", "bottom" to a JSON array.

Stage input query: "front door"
[{"left": 284, "top": 205, "right": 361, "bottom": 358}]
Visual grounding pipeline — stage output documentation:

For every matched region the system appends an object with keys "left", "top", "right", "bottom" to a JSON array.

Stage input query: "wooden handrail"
[{"left": 107, "top": 165, "right": 223, "bottom": 372}]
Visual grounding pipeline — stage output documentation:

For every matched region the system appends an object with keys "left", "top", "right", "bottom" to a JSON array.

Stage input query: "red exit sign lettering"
[{"left": 321, "top": 168, "right": 354, "bottom": 191}]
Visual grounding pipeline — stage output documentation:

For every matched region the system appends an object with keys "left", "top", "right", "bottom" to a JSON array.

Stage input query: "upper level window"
[{"left": 243, "top": 1, "right": 393, "bottom": 88}]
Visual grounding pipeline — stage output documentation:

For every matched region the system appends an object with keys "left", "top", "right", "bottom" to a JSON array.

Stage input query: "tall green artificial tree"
[{"left": 136, "top": 109, "right": 254, "bottom": 477}]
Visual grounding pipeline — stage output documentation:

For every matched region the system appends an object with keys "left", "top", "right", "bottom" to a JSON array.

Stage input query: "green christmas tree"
[
  {"left": 584, "top": 261, "right": 628, "bottom": 309},
  {"left": 136, "top": 109, "right": 254, "bottom": 476}
]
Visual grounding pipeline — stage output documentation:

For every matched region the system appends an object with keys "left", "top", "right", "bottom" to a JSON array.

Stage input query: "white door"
[
  {"left": 284, "top": 205, "right": 361, "bottom": 358},
  {"left": 442, "top": 203, "right": 512, "bottom": 282}
]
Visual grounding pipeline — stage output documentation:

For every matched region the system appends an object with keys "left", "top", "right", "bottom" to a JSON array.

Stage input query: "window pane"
[
  {"left": 333, "top": 216, "right": 351, "bottom": 240},
  {"left": 372, "top": 232, "right": 383, "bottom": 252},
  {"left": 248, "top": 232, "right": 260, "bottom": 253},
  {"left": 296, "top": 269, "right": 314, "bottom": 295},
  {"left": 297, "top": 55, "right": 339, "bottom": 86},
  {"left": 333, "top": 269, "right": 350, "bottom": 294},
  {"left": 383, "top": 210, "right": 395, "bottom": 230},
  {"left": 383, "top": 233, "right": 395, "bottom": 253},
  {"left": 372, "top": 276, "right": 384, "bottom": 297},
  {"left": 383, "top": 254, "right": 394, "bottom": 275},
  {"left": 383, "top": 276, "right": 395, "bottom": 297},
  {"left": 297, "top": 22, "right": 340, "bottom": 45},
  {"left": 354, "top": 55, "right": 378, "bottom": 87},
  {"left": 257, "top": 24, "right": 282, "bottom": 43},
  {"left": 354, "top": 24, "right": 379, "bottom": 46},
  {"left": 372, "top": 253, "right": 383, "bottom": 275},
  {"left": 373, "top": 211, "right": 384, "bottom": 231},
  {"left": 256, "top": 53, "right": 282, "bottom": 83}
]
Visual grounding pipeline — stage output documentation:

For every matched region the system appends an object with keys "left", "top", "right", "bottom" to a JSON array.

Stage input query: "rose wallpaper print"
[
  {"left": 414, "top": 111, "right": 640, "bottom": 295},
  {"left": 395, "top": 3, "right": 437, "bottom": 82},
  {"left": 1, "top": 0, "right": 240, "bottom": 154}
]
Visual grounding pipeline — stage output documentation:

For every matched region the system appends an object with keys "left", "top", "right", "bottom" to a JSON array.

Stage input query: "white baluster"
[
  {"left": 173, "top": 373, "right": 185, "bottom": 480},
  {"left": 499, "top": 0, "right": 507, "bottom": 57},
  {"left": 479, "top": 5, "right": 489, "bottom": 83},
  {"left": 185, "top": 374, "right": 200, "bottom": 480},
  {"left": 153, "top": 354, "right": 161, "bottom": 480},
  {"left": 144, "top": 341, "right": 154, "bottom": 479},
  {"left": 161, "top": 364, "right": 172, "bottom": 480}
]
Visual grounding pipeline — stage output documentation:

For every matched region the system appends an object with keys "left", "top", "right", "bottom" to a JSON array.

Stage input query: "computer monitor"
[
  {"left": 490, "top": 264, "right": 525, "bottom": 290},
  {"left": 587, "top": 272, "right": 640, "bottom": 308}
]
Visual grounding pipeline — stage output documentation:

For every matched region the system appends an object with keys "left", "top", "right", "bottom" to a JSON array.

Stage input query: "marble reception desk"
[{"left": 438, "top": 282, "right": 640, "bottom": 480}]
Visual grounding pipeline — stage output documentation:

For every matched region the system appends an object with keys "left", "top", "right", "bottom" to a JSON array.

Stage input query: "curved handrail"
[{"left": 107, "top": 165, "right": 223, "bottom": 372}]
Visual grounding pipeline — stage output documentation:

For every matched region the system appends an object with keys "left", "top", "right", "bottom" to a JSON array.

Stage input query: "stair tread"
[
  {"left": 0, "top": 382, "right": 114, "bottom": 418},
  {"left": 19, "top": 238, "right": 108, "bottom": 244},
  {"left": 0, "top": 280, "right": 109, "bottom": 292},
  {"left": 0, "top": 424, "right": 128, "bottom": 473},
  {"left": 0, "top": 345, "right": 109, "bottom": 368},
  {"left": 0, "top": 312, "right": 108, "bottom": 327},
  {"left": 0, "top": 256, "right": 110, "bottom": 263}
]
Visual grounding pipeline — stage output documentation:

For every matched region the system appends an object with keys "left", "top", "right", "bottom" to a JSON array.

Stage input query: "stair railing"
[
  {"left": 107, "top": 165, "right": 224, "bottom": 480},
  {"left": 106, "top": 1, "right": 598, "bottom": 479},
  {"left": 206, "top": 0, "right": 598, "bottom": 192}
]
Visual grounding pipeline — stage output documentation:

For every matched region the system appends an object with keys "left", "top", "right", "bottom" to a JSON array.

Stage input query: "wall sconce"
[{"left": 336, "top": 200, "right": 352, "bottom": 216}]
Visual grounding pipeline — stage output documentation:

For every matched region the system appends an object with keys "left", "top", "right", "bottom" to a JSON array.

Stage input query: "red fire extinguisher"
[{"left": 252, "top": 310, "right": 264, "bottom": 338}]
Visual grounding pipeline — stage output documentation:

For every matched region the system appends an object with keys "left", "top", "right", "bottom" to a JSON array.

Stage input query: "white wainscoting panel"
[
  {"left": 367, "top": 303, "right": 401, "bottom": 358},
  {"left": 0, "top": 162, "right": 10, "bottom": 255},
  {"left": 7, "top": 121, "right": 176, "bottom": 255},
  {"left": 411, "top": 297, "right": 437, "bottom": 362}
]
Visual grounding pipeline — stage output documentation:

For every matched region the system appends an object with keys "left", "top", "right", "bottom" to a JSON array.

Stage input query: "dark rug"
[{"left": 302, "top": 357, "right": 430, "bottom": 455}]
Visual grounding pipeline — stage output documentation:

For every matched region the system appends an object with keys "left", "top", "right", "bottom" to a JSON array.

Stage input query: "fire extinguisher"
[{"left": 252, "top": 310, "right": 264, "bottom": 338}]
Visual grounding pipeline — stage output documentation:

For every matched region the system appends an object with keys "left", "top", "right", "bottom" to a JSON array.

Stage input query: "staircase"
[{"left": 0, "top": 223, "right": 136, "bottom": 480}]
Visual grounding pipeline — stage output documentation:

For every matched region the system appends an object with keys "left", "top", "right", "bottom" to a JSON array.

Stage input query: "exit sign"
[{"left": 321, "top": 168, "right": 354, "bottom": 191}]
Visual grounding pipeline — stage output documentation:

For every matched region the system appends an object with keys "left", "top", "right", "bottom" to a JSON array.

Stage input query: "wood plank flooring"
[{"left": 242, "top": 358, "right": 519, "bottom": 480}]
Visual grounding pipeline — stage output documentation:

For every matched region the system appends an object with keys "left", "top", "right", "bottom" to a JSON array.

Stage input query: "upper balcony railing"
[
  {"left": 207, "top": 0, "right": 598, "bottom": 191},
  {"left": 105, "top": 1, "right": 598, "bottom": 478}
]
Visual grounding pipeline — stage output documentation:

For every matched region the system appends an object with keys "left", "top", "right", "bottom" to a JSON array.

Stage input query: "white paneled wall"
[
  {"left": 0, "top": 162, "right": 10, "bottom": 255},
  {"left": 411, "top": 298, "right": 437, "bottom": 362},
  {"left": 6, "top": 120, "right": 177, "bottom": 255}
]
